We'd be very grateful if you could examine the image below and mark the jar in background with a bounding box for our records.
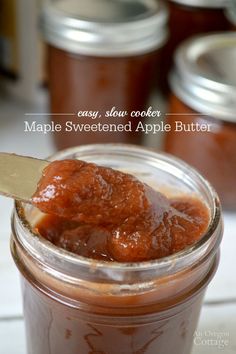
[40,0,168,149]
[11,144,222,354]
[227,0,236,30]
[165,33,236,210]
[160,0,231,94]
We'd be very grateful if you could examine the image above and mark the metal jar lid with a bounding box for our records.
[170,32,236,122]
[226,0,236,25]
[169,0,228,9]
[40,0,168,57]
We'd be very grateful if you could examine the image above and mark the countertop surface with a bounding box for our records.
[0,96,235,354]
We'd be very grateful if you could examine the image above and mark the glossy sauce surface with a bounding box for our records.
[32,159,209,262]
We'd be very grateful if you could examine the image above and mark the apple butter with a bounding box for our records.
[32,159,210,262]
[160,0,231,94]
[165,33,236,210]
[11,144,223,354]
[40,0,168,148]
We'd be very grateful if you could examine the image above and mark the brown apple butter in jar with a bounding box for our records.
[11,144,223,354]
[40,0,168,149]
[160,0,231,93]
[165,33,236,210]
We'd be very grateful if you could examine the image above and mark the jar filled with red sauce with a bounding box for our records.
[164,32,236,210]
[40,0,168,149]
[11,144,222,354]
[160,0,231,94]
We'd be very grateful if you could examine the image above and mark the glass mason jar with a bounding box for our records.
[40,0,168,149]
[160,0,231,94]
[165,32,236,211]
[11,144,223,354]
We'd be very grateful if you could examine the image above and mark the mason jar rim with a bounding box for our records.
[170,32,236,122]
[169,0,229,8]
[12,144,222,283]
[40,0,168,57]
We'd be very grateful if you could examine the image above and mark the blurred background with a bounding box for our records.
[0,1,236,353]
